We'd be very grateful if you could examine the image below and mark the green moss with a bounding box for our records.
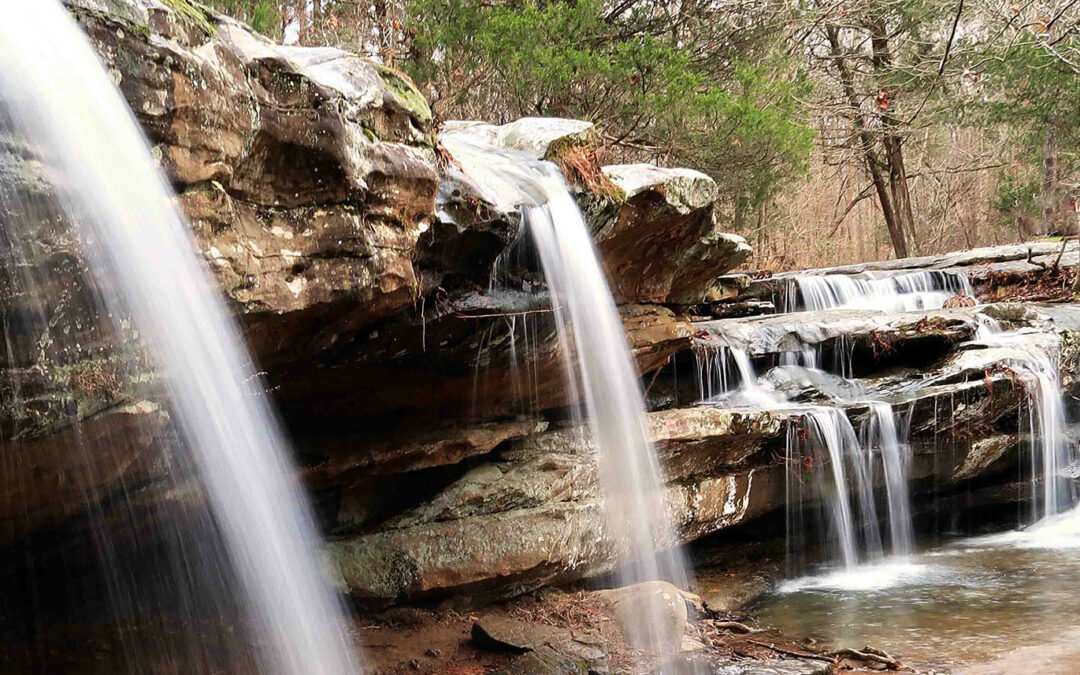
[542,133,586,163]
[374,64,432,125]
[68,6,152,39]
[161,0,217,39]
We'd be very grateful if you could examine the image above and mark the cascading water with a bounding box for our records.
[0,3,357,674]
[441,134,687,657]
[973,318,1076,522]
[784,270,973,312]
[863,402,914,557]
[795,408,862,569]
[695,336,915,571]
[694,344,759,401]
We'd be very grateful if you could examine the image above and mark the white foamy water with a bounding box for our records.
[784,270,973,312]
[777,560,934,593]
[973,318,1076,522]
[972,508,1080,550]
[0,3,357,674]
[441,132,687,659]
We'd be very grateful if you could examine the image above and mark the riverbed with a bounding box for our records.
[753,509,1080,672]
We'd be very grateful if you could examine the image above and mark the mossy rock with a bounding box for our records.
[160,0,216,37]
[375,64,432,126]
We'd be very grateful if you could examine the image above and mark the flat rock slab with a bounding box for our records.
[768,240,1078,277]
[473,616,608,674]
[692,307,979,355]
[595,581,689,655]
[660,653,832,674]
[490,645,608,674]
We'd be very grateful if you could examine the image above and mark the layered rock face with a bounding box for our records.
[0,0,746,580]
[70,0,439,368]
[5,0,1080,611]
[325,302,1080,603]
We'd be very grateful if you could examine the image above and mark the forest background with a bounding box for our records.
[209,0,1080,269]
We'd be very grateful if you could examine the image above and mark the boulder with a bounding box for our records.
[472,615,608,674]
[69,0,439,366]
[584,164,751,304]
[437,120,751,307]
[595,581,689,655]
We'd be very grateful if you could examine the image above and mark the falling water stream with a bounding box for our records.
[695,340,916,572]
[441,133,687,659]
[973,318,1075,522]
[784,270,974,312]
[0,3,357,674]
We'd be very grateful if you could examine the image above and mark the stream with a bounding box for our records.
[753,510,1080,672]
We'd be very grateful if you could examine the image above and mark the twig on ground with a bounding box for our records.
[708,620,761,634]
[745,639,833,663]
[825,645,902,667]
[1028,246,1049,270]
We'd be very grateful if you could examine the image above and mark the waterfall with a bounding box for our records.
[784,270,973,312]
[974,318,1076,521]
[0,3,357,674]
[863,402,914,557]
[796,408,862,569]
[694,344,758,400]
[695,335,915,570]
[442,134,687,656]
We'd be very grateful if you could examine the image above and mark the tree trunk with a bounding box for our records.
[883,133,917,255]
[1042,125,1058,233]
[824,24,909,258]
[867,17,913,257]
[867,157,910,258]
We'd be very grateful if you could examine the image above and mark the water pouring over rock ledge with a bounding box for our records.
[4,0,1080,673]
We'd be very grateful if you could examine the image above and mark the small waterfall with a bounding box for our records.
[442,134,687,657]
[974,318,1076,521]
[694,343,758,400]
[695,335,915,570]
[0,3,357,674]
[784,270,973,312]
[794,408,862,569]
[863,402,914,557]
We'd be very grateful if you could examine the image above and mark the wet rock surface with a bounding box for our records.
[323,301,1080,602]
[2,0,1080,643]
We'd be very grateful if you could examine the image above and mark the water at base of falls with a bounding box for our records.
[441,133,687,659]
[754,534,1080,671]
[783,269,973,312]
[0,3,357,674]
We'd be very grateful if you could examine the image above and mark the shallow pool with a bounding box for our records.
[752,510,1080,672]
